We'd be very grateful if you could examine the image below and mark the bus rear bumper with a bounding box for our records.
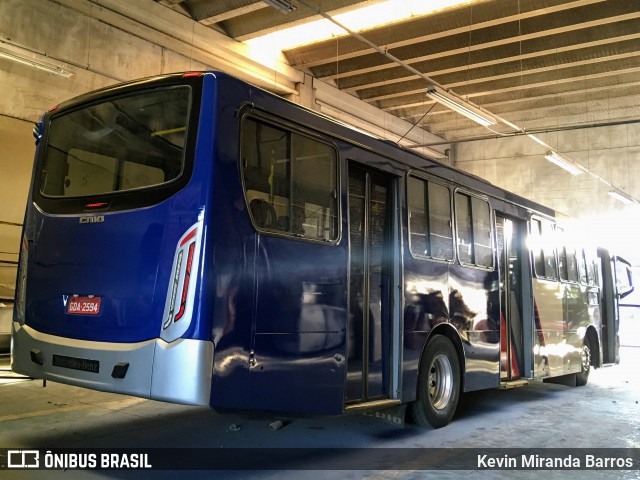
[10,322,214,406]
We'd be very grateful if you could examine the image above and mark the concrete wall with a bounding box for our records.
[455,124,640,262]
[0,116,32,299]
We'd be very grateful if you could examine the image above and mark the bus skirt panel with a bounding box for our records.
[11,322,214,406]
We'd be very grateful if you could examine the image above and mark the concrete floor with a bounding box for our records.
[1,348,639,480]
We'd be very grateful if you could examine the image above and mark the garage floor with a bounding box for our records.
[1,348,639,480]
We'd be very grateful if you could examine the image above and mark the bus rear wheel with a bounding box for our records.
[412,334,460,428]
[576,339,591,387]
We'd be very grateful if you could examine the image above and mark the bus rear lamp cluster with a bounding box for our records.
[163,250,184,330]
[173,242,196,322]
[161,221,202,341]
[16,234,29,324]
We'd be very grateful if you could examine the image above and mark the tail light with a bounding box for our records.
[161,218,203,342]
[15,235,29,324]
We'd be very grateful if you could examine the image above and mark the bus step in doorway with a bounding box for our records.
[498,379,529,390]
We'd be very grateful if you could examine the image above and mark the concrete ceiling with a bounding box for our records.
[154,0,640,145]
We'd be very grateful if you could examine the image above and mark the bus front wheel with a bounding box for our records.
[412,334,461,428]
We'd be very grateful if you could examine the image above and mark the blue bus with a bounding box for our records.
[11,71,633,428]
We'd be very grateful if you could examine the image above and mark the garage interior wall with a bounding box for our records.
[454,123,640,263]
[1,0,639,299]
[456,124,640,213]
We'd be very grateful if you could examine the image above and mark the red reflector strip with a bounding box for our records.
[179,226,198,247]
[182,72,203,78]
[48,105,60,112]
[174,241,196,322]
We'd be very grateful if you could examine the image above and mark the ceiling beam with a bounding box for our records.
[360,50,640,105]
[324,17,640,92]
[199,2,267,25]
[286,0,606,68]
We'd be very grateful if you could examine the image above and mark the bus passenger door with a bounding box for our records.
[496,215,527,381]
[346,164,396,405]
[599,249,634,364]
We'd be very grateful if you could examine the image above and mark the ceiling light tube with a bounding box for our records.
[608,190,635,205]
[263,0,297,14]
[426,85,496,127]
[0,42,73,77]
[544,151,585,176]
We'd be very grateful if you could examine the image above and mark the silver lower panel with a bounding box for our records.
[11,322,214,406]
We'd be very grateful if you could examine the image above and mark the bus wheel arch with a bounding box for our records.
[411,326,464,428]
[585,326,600,368]
[577,326,598,386]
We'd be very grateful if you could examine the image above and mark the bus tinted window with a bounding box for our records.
[578,249,588,284]
[241,117,338,242]
[559,245,579,282]
[40,87,190,197]
[471,196,492,267]
[455,193,473,264]
[455,192,492,267]
[408,176,453,260]
[531,219,557,280]
[585,250,598,286]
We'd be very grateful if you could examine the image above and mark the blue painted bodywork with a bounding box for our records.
[18,71,568,416]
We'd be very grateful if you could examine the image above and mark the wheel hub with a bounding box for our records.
[428,353,453,410]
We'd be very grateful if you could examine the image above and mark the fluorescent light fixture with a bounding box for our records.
[263,0,297,14]
[544,151,585,176]
[425,85,496,127]
[608,190,635,205]
[0,41,73,77]
[247,0,474,53]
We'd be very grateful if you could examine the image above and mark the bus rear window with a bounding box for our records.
[40,87,190,198]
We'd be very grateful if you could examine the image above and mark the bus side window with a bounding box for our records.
[454,192,492,268]
[240,116,339,242]
[578,249,589,284]
[408,176,453,260]
[560,245,579,282]
[531,219,557,280]
[471,196,492,267]
[585,251,598,286]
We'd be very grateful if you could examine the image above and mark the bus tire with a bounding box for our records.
[412,334,460,428]
[575,339,591,387]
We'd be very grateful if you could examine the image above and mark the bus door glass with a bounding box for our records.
[346,164,394,403]
[496,215,526,381]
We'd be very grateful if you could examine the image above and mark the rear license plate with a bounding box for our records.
[67,296,101,315]
[53,354,100,373]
